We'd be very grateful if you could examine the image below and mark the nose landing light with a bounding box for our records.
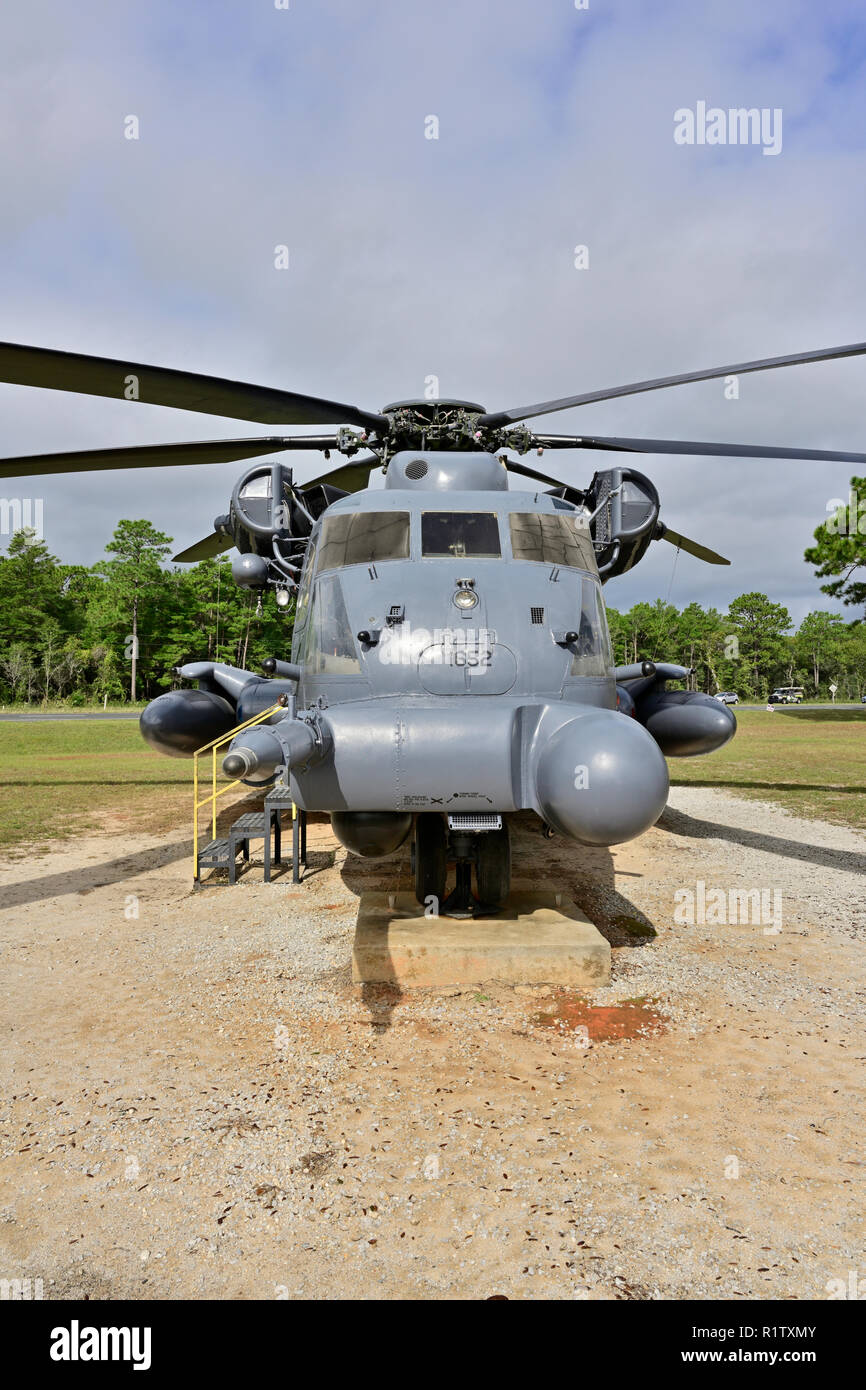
[453,576,478,610]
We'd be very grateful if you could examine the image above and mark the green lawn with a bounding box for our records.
[669,707,866,829]
[0,708,863,852]
[0,720,208,850]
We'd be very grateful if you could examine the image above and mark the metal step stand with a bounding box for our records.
[265,780,307,883]
[196,806,284,884]
[195,836,234,880]
[228,808,284,884]
[192,697,287,885]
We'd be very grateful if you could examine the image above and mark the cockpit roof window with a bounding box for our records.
[317,511,410,570]
[509,512,596,571]
[421,511,501,558]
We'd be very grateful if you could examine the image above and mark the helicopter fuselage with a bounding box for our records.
[4,330,855,905]
[140,448,736,869]
[275,452,671,849]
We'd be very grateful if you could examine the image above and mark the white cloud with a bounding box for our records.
[1,0,865,623]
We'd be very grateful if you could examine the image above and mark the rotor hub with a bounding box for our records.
[380,398,486,415]
[378,399,490,455]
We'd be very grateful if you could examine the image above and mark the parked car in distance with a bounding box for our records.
[768,688,803,704]
[714,691,739,705]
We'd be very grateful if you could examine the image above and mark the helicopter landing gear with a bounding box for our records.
[476,824,511,909]
[413,815,511,917]
[441,857,476,919]
[413,812,447,908]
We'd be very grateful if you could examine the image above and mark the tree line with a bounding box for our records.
[0,521,290,705]
[605,594,865,701]
[0,514,864,705]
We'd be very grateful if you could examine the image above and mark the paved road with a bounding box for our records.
[0,712,142,722]
[737,702,863,710]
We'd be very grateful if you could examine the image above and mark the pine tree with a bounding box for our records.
[93,520,172,701]
[727,592,792,698]
[805,476,866,614]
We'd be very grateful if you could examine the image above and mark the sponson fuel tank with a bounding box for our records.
[140,688,236,757]
[616,662,737,757]
[637,688,737,757]
[533,707,669,844]
[139,660,296,759]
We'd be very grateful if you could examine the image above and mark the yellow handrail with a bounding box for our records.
[193,700,286,877]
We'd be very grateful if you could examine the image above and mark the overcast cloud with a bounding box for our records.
[1,0,865,622]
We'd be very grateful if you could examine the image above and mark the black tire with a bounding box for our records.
[476,824,511,908]
[414,813,447,908]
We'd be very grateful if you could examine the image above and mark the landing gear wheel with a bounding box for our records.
[414,813,447,908]
[476,824,511,909]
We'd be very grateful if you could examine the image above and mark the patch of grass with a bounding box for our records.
[0,719,250,848]
[669,708,866,829]
[2,708,863,851]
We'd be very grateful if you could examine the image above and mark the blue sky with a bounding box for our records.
[2,0,866,622]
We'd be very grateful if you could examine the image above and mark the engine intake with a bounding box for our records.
[586,467,660,580]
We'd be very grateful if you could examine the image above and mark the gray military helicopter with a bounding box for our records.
[2,338,866,913]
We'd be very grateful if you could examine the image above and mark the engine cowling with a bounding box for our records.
[586,467,660,580]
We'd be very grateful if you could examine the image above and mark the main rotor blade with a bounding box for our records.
[529,432,866,464]
[495,448,731,564]
[0,435,341,479]
[502,457,568,488]
[656,524,730,565]
[297,454,383,493]
[173,533,236,563]
[0,342,386,431]
[481,341,866,427]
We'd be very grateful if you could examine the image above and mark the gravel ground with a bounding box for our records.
[0,786,864,1300]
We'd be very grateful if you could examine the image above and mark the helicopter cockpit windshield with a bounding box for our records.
[421,512,501,558]
[317,512,409,570]
[509,512,596,570]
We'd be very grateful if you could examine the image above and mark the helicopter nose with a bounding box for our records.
[535,709,669,846]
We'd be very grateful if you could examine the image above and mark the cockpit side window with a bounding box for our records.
[300,574,361,674]
[421,512,501,558]
[509,512,595,570]
[290,525,319,662]
[317,511,410,570]
[569,579,614,678]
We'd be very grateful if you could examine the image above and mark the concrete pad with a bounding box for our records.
[352,891,610,988]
